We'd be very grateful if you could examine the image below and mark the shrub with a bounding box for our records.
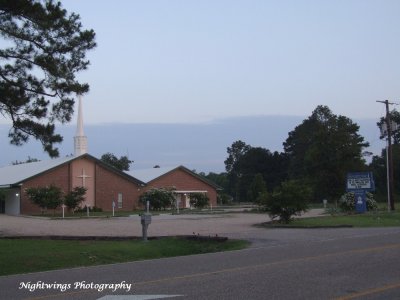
[256,191,270,209]
[25,185,63,215]
[189,193,209,209]
[339,192,378,212]
[263,180,311,223]
[218,193,232,205]
[63,186,87,213]
[140,188,175,210]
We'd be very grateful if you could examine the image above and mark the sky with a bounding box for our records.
[58,0,400,124]
[0,0,397,171]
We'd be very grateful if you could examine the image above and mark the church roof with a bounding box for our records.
[127,165,221,189]
[0,155,77,188]
[126,166,177,183]
[0,154,145,188]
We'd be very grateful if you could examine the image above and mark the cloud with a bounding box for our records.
[0,115,383,172]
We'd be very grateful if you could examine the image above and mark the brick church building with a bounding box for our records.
[0,97,219,215]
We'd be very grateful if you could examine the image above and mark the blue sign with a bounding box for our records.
[346,172,374,214]
[346,172,375,192]
[354,190,367,213]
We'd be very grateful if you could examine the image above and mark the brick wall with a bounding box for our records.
[95,164,142,211]
[20,158,143,215]
[20,163,71,215]
[142,168,218,207]
[18,159,213,215]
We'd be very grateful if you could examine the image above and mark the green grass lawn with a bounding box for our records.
[0,237,249,276]
[283,210,400,228]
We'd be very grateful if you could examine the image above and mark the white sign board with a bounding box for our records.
[346,172,375,191]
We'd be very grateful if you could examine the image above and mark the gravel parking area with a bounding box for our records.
[0,212,274,238]
[6,209,395,247]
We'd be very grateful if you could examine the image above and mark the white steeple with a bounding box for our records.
[74,95,88,156]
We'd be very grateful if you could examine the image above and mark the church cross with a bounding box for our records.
[77,168,91,187]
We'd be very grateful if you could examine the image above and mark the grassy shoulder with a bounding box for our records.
[261,210,400,228]
[0,237,249,276]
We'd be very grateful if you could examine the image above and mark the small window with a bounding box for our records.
[118,193,123,208]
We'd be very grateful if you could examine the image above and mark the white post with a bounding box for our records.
[146,200,150,214]
[62,204,65,219]
[112,201,115,217]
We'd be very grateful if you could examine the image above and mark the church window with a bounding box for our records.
[118,193,123,208]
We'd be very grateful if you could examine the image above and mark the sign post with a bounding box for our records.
[140,200,152,241]
[176,199,180,214]
[346,172,375,213]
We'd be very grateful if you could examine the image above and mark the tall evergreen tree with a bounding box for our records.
[0,0,96,157]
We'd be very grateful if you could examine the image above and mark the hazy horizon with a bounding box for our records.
[0,114,385,173]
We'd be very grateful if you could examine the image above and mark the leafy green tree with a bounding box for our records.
[100,152,133,171]
[256,191,270,208]
[0,0,96,157]
[201,172,229,191]
[224,140,251,201]
[374,110,400,200]
[284,105,369,201]
[26,184,63,214]
[377,110,400,144]
[237,148,288,199]
[224,140,252,173]
[199,171,231,205]
[189,193,209,209]
[369,145,400,196]
[369,151,387,195]
[224,146,288,202]
[263,180,311,223]
[217,193,232,205]
[63,186,87,212]
[139,188,175,210]
[248,173,267,204]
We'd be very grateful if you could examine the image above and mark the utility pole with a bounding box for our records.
[377,100,395,211]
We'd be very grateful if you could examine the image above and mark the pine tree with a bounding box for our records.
[0,0,96,156]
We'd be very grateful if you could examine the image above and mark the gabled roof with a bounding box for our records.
[0,153,145,188]
[127,165,221,190]
[126,166,177,183]
[0,155,77,187]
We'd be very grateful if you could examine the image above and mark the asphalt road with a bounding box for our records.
[1,227,400,300]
